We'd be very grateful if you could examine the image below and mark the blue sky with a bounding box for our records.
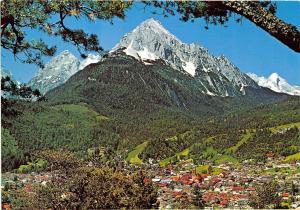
[1,1,300,85]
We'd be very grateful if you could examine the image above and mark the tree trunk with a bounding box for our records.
[221,1,300,53]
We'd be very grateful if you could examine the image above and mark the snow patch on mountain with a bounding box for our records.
[182,61,196,76]
[79,54,102,70]
[124,41,158,63]
[138,47,159,61]
[247,72,300,96]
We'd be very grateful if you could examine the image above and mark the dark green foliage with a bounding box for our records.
[219,97,300,130]
[1,128,23,171]
[10,104,120,153]
[142,136,193,160]
[193,185,205,208]
[207,131,241,152]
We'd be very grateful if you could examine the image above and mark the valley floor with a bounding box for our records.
[2,155,300,209]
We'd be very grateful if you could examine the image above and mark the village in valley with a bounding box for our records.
[2,152,300,209]
[139,153,300,209]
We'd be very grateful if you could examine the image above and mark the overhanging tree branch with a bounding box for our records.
[221,1,300,53]
[1,0,132,67]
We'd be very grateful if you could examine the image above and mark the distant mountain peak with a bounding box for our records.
[28,51,101,94]
[269,72,280,78]
[37,51,78,77]
[140,18,161,26]
[247,72,300,96]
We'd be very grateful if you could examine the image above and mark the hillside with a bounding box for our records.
[2,89,299,171]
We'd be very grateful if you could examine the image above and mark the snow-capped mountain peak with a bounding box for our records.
[111,18,183,65]
[247,72,300,96]
[39,50,79,74]
[111,18,258,96]
[28,51,102,94]
[28,50,80,94]
[136,18,182,43]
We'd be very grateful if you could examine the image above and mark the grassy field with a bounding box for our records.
[213,155,239,165]
[270,122,300,133]
[226,132,252,154]
[195,165,224,175]
[126,141,148,164]
[53,103,109,122]
[284,152,300,162]
[196,165,210,174]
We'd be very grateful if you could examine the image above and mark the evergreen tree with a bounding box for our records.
[192,185,205,208]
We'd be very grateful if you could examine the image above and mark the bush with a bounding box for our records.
[34,159,48,170]
[17,165,32,173]
[16,159,48,173]
[33,150,81,173]
[32,167,158,209]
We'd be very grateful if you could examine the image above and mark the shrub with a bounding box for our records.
[249,182,281,209]
[33,150,81,173]
[32,167,158,209]
[34,159,48,170]
[17,165,32,173]
[16,159,48,173]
